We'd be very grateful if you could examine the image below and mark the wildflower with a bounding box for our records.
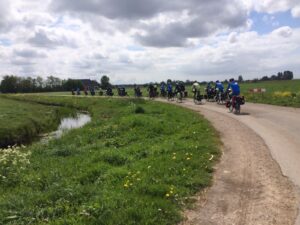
[124,183,129,188]
[172,156,176,160]
[186,157,191,160]
[165,193,170,197]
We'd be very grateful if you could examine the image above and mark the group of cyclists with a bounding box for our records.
[72,78,245,113]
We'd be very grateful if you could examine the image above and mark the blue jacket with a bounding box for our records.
[227,81,240,96]
[215,82,224,92]
[167,84,172,92]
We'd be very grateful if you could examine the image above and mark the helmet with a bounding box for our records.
[229,78,234,82]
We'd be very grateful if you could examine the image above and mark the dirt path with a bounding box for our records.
[158,99,300,225]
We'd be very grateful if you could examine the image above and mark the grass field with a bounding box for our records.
[239,80,300,107]
[0,97,73,148]
[0,95,220,225]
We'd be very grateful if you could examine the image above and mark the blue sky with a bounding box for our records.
[251,11,300,34]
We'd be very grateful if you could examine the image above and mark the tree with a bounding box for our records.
[100,75,111,89]
[0,75,19,93]
[36,76,44,88]
[261,76,269,81]
[238,75,244,83]
[63,79,84,91]
[283,71,293,80]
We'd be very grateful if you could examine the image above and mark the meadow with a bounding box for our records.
[239,80,300,107]
[0,95,220,225]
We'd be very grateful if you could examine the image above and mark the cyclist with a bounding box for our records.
[175,82,183,100]
[160,82,166,97]
[167,82,173,99]
[215,80,224,93]
[179,82,186,97]
[192,81,200,97]
[148,83,155,98]
[226,78,240,106]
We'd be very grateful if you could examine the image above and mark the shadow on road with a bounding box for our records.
[227,112,250,116]
[236,112,250,116]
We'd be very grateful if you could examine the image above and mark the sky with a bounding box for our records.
[0,0,300,84]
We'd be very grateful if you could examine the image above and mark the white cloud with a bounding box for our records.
[0,0,299,83]
[291,5,300,17]
[272,26,293,37]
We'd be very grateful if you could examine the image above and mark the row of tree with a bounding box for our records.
[0,75,90,93]
[0,71,295,93]
[259,71,294,82]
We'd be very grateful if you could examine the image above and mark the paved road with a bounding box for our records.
[159,99,300,225]
[202,102,300,189]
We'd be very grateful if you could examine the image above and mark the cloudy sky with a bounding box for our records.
[0,0,300,83]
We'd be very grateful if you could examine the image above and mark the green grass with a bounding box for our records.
[0,97,73,148]
[239,80,300,107]
[0,95,220,225]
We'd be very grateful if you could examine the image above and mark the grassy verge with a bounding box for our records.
[0,95,220,225]
[0,97,73,148]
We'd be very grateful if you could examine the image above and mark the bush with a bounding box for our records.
[135,106,145,114]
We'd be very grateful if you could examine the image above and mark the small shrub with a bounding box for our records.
[135,106,145,114]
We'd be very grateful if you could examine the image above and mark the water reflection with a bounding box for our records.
[41,113,91,142]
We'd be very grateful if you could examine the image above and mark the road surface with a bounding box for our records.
[159,99,300,225]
